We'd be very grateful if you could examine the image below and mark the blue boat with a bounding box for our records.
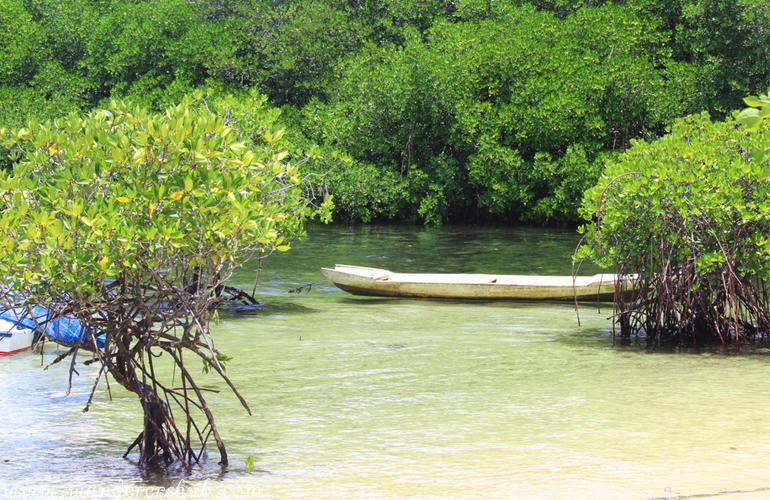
[0,306,104,354]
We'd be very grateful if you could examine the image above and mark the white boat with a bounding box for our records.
[0,319,36,355]
[321,264,634,301]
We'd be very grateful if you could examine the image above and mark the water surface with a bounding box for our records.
[1,225,768,499]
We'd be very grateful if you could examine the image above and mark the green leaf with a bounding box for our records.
[743,96,765,107]
[230,142,247,153]
[753,148,770,165]
[737,115,762,132]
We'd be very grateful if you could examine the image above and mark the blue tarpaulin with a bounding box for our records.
[0,306,104,348]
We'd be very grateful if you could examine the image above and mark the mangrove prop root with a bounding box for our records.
[605,238,770,348]
[33,267,259,469]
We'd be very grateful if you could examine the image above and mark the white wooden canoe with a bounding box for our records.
[321,264,634,301]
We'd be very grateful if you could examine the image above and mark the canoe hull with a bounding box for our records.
[322,265,633,301]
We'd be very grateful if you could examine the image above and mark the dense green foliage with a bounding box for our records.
[578,111,770,275]
[577,111,770,345]
[295,4,691,223]
[2,0,770,224]
[0,94,330,295]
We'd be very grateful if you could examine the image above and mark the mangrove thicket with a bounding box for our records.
[0,93,334,466]
[3,0,770,224]
[578,108,770,347]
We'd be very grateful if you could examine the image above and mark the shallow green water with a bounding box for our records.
[1,225,768,499]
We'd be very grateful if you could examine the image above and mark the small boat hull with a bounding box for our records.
[0,319,35,355]
[321,265,634,301]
